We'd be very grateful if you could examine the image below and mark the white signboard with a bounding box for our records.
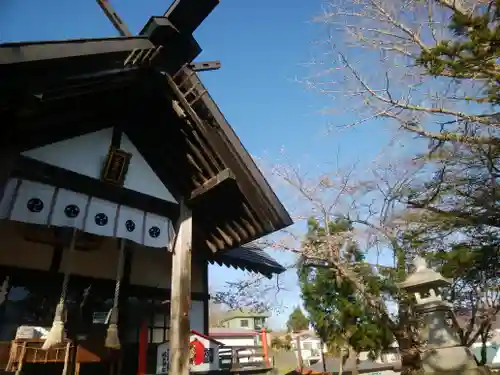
[15,326,50,339]
[157,331,222,374]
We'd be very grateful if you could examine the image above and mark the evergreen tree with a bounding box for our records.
[299,218,394,358]
[286,306,310,333]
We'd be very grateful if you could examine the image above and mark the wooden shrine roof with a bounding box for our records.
[0,0,293,255]
[210,245,286,278]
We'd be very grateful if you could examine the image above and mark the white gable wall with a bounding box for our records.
[21,127,177,204]
[22,128,113,181]
[120,134,176,203]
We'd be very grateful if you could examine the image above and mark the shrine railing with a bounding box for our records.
[219,346,271,370]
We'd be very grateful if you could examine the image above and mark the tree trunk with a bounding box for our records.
[393,327,422,375]
[479,334,488,366]
[480,344,487,366]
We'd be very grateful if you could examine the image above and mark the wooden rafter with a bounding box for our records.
[189,168,235,202]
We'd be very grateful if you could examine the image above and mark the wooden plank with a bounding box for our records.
[95,0,132,37]
[169,199,193,375]
[162,0,219,34]
[189,168,235,202]
[0,37,153,66]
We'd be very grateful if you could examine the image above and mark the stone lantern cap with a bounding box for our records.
[399,256,452,292]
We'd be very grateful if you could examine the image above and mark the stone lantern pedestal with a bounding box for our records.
[399,257,485,375]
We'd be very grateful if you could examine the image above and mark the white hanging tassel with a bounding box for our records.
[0,276,10,306]
[105,238,126,349]
[42,228,77,350]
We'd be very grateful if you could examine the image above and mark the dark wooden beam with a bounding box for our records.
[111,126,123,148]
[49,245,64,273]
[12,156,179,221]
[163,0,219,34]
[0,150,18,203]
[123,118,186,203]
[0,37,153,66]
[95,0,132,37]
[2,84,137,151]
[118,241,133,354]
[188,168,235,203]
[188,61,221,72]
[0,38,165,92]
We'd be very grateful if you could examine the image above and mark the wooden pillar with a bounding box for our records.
[296,335,303,369]
[0,150,18,203]
[168,199,193,375]
[119,245,133,375]
[202,259,209,336]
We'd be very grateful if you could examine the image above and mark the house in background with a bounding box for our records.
[209,328,260,347]
[220,309,270,331]
[209,328,264,365]
[290,331,327,366]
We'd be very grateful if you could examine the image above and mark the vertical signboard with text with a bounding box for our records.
[156,330,223,374]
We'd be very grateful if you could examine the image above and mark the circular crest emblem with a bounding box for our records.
[94,213,108,226]
[125,219,135,232]
[64,204,80,218]
[149,226,161,238]
[27,198,44,213]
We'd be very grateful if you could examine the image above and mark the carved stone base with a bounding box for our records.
[422,346,476,374]
[421,364,491,375]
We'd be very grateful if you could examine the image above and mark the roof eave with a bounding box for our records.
[189,75,293,234]
[210,245,286,278]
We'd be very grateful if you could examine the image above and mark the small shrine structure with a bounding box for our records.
[157,330,223,374]
[0,1,292,374]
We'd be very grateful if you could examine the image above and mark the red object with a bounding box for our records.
[137,321,148,375]
[190,339,205,365]
[261,328,270,367]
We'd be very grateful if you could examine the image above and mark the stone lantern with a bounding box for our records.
[399,257,479,374]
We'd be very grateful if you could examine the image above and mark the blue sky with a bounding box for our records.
[0,0,399,329]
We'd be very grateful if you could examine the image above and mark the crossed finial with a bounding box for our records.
[413,256,427,271]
